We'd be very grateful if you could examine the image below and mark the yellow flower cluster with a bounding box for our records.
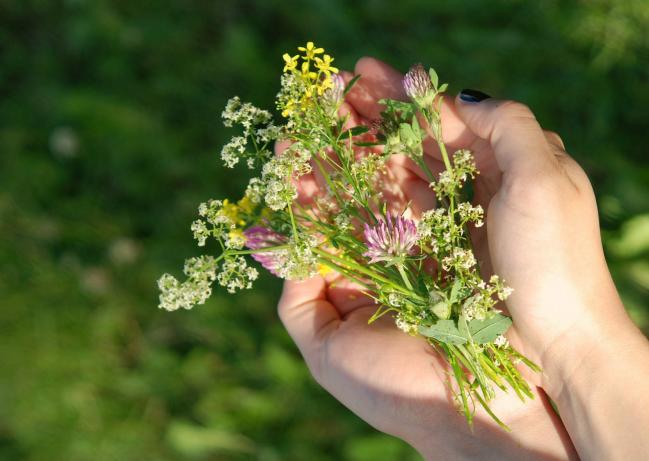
[221,196,260,245]
[280,41,340,117]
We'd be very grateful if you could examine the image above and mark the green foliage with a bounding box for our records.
[0,0,647,459]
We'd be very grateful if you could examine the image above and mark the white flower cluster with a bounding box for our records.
[191,199,234,247]
[456,202,484,227]
[351,153,386,187]
[494,335,509,348]
[452,149,477,181]
[220,136,247,168]
[395,311,418,335]
[461,275,513,321]
[417,208,453,254]
[217,255,259,294]
[220,97,280,169]
[222,96,272,134]
[244,177,265,204]
[333,212,352,233]
[261,144,312,211]
[442,248,477,272]
[430,150,478,199]
[278,236,319,280]
[488,274,514,301]
[157,255,219,311]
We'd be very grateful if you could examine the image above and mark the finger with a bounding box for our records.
[278,277,340,372]
[454,96,560,179]
[543,130,565,150]
[386,154,436,217]
[325,275,375,316]
[347,58,475,150]
[346,57,406,120]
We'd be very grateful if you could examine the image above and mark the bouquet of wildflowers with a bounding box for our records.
[158,42,540,429]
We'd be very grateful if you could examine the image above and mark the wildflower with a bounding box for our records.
[442,248,477,272]
[431,170,456,198]
[158,255,219,311]
[221,97,272,135]
[244,177,265,204]
[333,212,352,233]
[456,202,485,227]
[317,264,332,276]
[314,54,339,76]
[283,53,299,72]
[301,60,317,81]
[494,335,509,348]
[217,255,259,294]
[261,144,311,210]
[191,219,210,246]
[244,226,288,276]
[220,136,247,168]
[298,41,324,60]
[403,63,434,105]
[395,312,418,334]
[452,149,478,182]
[363,214,418,265]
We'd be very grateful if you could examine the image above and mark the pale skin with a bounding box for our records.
[277,57,649,460]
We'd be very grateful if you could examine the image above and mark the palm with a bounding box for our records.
[278,58,575,458]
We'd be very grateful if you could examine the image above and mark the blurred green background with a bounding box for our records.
[1,0,648,459]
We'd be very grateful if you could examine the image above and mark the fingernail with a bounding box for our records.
[459,89,491,103]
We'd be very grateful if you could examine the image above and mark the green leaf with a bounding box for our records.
[429,68,439,89]
[449,278,463,303]
[431,301,450,319]
[343,74,361,96]
[458,315,470,339]
[380,99,416,118]
[339,126,369,139]
[418,320,467,344]
[438,82,448,93]
[410,115,422,135]
[354,141,383,147]
[399,123,415,143]
[468,314,513,344]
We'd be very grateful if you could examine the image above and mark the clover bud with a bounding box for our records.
[403,63,434,105]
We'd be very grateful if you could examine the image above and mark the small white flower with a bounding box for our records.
[494,335,509,348]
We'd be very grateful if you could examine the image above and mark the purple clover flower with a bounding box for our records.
[244,226,287,276]
[403,63,432,101]
[363,214,418,264]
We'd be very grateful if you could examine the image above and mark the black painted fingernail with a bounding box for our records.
[459,89,491,103]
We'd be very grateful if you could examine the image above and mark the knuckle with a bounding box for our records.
[503,164,567,203]
[493,100,536,123]
[544,130,565,149]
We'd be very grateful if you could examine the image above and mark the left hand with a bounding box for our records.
[277,57,577,461]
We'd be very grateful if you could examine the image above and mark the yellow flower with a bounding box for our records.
[228,228,245,242]
[281,98,296,117]
[221,199,242,224]
[298,41,324,60]
[317,77,334,95]
[282,53,299,73]
[314,54,339,76]
[236,196,255,215]
[301,61,317,81]
[317,264,332,277]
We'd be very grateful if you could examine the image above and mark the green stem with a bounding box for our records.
[396,263,414,290]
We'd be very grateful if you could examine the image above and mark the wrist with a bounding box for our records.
[542,308,649,459]
[540,303,644,401]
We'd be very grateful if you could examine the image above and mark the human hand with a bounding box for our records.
[277,57,579,460]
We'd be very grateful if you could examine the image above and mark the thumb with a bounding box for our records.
[454,90,558,179]
[277,277,340,379]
